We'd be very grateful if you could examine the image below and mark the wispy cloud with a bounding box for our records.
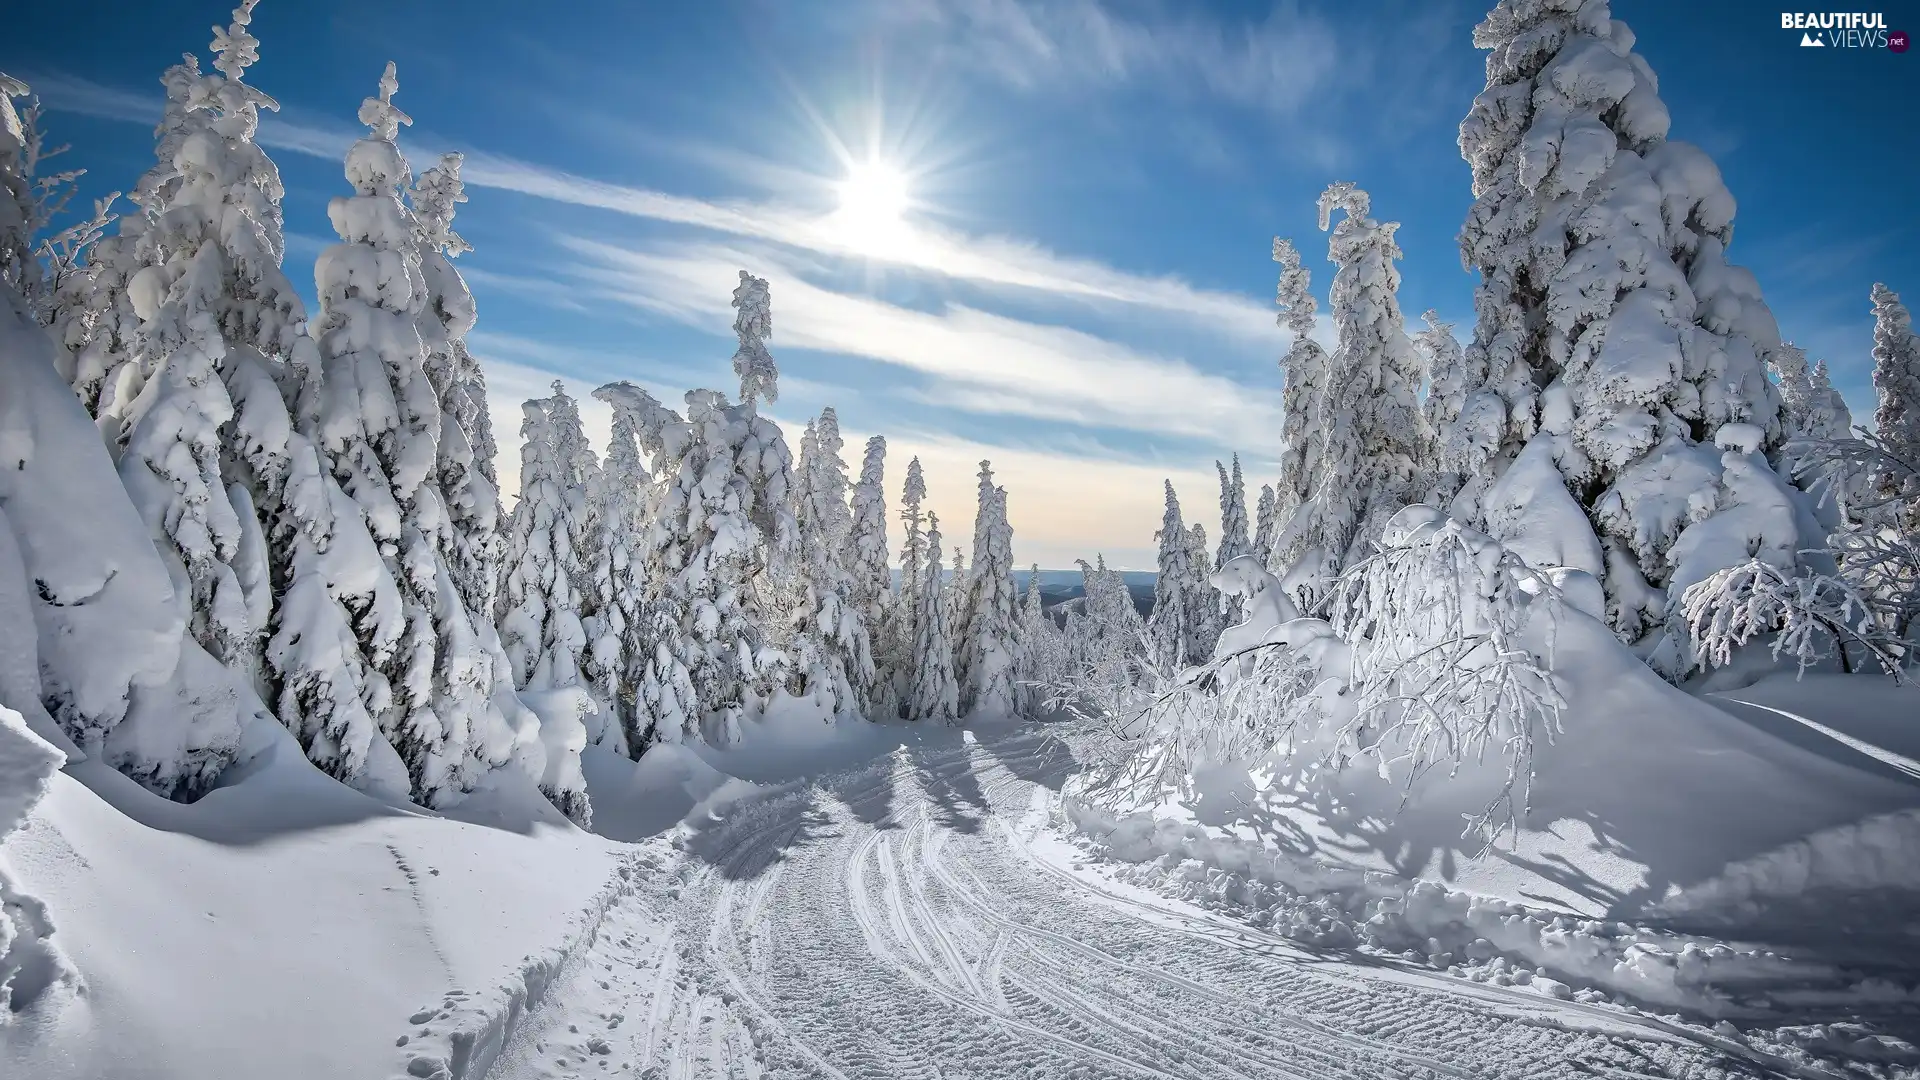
[887,0,1340,116]
[559,236,1288,449]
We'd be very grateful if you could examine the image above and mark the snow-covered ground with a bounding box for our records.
[12,691,1916,1079]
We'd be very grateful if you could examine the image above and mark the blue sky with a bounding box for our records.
[7,0,1915,568]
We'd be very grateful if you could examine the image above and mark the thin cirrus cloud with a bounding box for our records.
[557,236,1290,450]
[888,0,1342,116]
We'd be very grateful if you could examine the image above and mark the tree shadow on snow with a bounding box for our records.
[828,755,901,831]
[971,721,1081,793]
[677,783,836,882]
[907,740,990,835]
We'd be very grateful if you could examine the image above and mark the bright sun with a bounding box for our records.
[832,159,912,253]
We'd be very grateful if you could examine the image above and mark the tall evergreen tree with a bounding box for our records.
[497,395,588,693]
[959,464,1021,718]
[1148,482,1205,670]
[1214,455,1251,625]
[1270,237,1330,572]
[1290,182,1430,576]
[1455,0,1793,637]
[847,435,893,716]
[893,455,928,714]
[732,270,778,408]
[907,513,959,723]
[1252,482,1278,569]
[787,406,872,718]
[1871,284,1920,465]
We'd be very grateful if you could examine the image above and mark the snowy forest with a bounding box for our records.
[3,1,1920,1078]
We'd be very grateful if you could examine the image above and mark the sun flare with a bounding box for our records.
[832,158,912,254]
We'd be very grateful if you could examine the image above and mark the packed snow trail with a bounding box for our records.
[489,730,1792,1080]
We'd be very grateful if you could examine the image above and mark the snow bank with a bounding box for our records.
[0,722,627,1079]
[0,293,182,761]
[0,703,70,1017]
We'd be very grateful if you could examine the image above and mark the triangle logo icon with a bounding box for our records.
[1801,31,1825,45]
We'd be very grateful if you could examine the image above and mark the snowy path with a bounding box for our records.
[488,731,1793,1080]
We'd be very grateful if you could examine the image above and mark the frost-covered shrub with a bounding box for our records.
[1067,508,1569,847]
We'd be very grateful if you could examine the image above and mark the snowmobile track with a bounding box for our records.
[490,731,1801,1080]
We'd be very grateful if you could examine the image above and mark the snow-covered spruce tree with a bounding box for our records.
[1148,482,1205,671]
[312,63,540,810]
[1214,455,1252,625]
[498,394,587,691]
[1287,182,1431,580]
[0,74,36,293]
[732,270,778,408]
[1871,284,1920,500]
[959,465,1021,718]
[892,454,929,714]
[1186,522,1220,659]
[66,54,208,421]
[1252,482,1278,570]
[1415,309,1499,497]
[1017,563,1069,701]
[593,380,696,748]
[412,152,502,619]
[786,406,873,719]
[848,435,894,715]
[112,9,309,686]
[907,513,959,723]
[1456,0,1795,641]
[644,369,795,744]
[578,381,655,755]
[1269,237,1330,571]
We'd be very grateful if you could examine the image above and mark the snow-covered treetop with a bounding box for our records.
[1272,237,1318,342]
[903,455,926,507]
[358,62,411,144]
[414,152,470,259]
[592,380,681,458]
[731,269,778,407]
[210,0,263,82]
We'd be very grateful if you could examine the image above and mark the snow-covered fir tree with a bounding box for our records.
[312,62,532,809]
[642,330,795,743]
[786,406,872,719]
[1148,482,1210,670]
[64,53,204,420]
[1214,455,1251,625]
[1269,237,1330,572]
[1070,555,1146,672]
[1871,284,1920,467]
[593,380,696,748]
[958,463,1021,718]
[907,513,959,723]
[731,270,778,408]
[847,435,893,714]
[579,380,655,755]
[1252,482,1278,570]
[1286,182,1430,579]
[113,8,301,682]
[1185,522,1219,658]
[499,391,588,693]
[1455,0,1794,640]
[892,455,929,714]
[1415,310,1497,494]
[412,152,501,619]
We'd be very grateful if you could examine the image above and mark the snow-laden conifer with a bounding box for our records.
[848,435,893,716]
[959,464,1021,718]
[412,153,501,618]
[594,380,695,747]
[1214,455,1251,625]
[498,392,588,693]
[1148,483,1208,671]
[907,513,959,723]
[786,407,872,719]
[1456,0,1794,638]
[1872,284,1920,468]
[1252,482,1278,570]
[892,455,929,714]
[1286,183,1430,577]
[1270,238,1329,567]
[646,384,794,743]
[1017,563,1069,701]
[578,382,654,755]
[731,270,778,407]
